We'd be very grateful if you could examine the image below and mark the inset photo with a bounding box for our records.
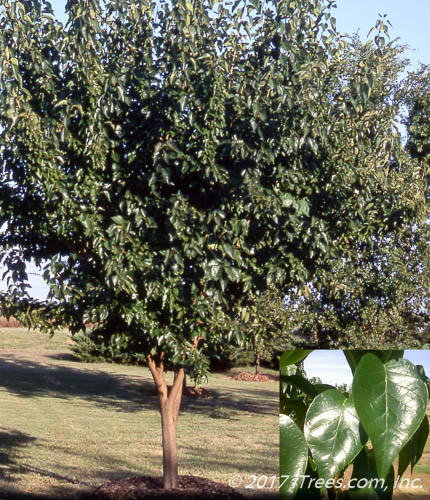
[280,350,430,499]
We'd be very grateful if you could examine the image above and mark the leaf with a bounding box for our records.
[281,375,319,398]
[349,448,394,500]
[111,215,125,225]
[314,383,336,394]
[304,389,367,482]
[223,243,236,260]
[280,414,308,499]
[398,415,429,478]
[344,350,404,374]
[280,350,313,369]
[280,398,308,430]
[281,375,334,399]
[352,354,429,479]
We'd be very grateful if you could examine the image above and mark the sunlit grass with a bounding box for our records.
[0,328,278,499]
[413,405,430,475]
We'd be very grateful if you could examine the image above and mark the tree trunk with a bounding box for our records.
[147,354,184,489]
[255,352,261,375]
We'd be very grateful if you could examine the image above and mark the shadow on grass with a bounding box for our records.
[0,355,153,413]
[0,356,277,417]
[0,429,89,496]
[0,489,74,500]
[0,431,164,499]
[0,429,36,472]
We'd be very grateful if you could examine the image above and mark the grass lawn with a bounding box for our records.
[412,404,430,476]
[0,328,278,499]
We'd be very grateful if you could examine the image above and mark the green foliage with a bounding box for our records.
[280,350,313,369]
[226,288,294,371]
[352,354,428,479]
[0,0,426,368]
[281,221,430,349]
[280,414,308,499]
[70,326,251,372]
[304,389,366,482]
[70,329,147,365]
[349,448,395,500]
[403,64,430,165]
[280,350,429,499]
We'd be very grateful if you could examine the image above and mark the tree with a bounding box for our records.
[403,64,430,166]
[279,62,430,350]
[281,221,430,349]
[229,288,290,375]
[0,0,426,489]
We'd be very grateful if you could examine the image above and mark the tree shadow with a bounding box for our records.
[180,386,277,418]
[0,429,90,495]
[0,429,163,499]
[0,355,277,417]
[46,352,80,362]
[0,355,156,413]
[0,488,75,500]
[0,428,36,473]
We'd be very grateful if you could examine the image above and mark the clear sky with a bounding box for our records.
[304,350,430,385]
[46,0,430,70]
[334,0,429,70]
[0,0,429,300]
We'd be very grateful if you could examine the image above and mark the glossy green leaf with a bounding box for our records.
[344,350,404,374]
[280,375,320,398]
[280,414,308,499]
[304,389,367,482]
[281,375,335,399]
[280,350,313,369]
[398,415,429,478]
[352,354,429,479]
[349,448,394,500]
[280,398,308,430]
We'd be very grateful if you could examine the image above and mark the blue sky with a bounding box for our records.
[1,0,429,300]
[304,350,430,385]
[47,0,430,70]
[334,0,429,70]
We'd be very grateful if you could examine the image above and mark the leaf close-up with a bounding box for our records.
[352,354,429,479]
[280,414,309,499]
[398,414,429,478]
[304,389,367,482]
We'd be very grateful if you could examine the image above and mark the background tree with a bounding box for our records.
[0,0,426,490]
[403,64,430,166]
[280,61,430,349]
[281,221,430,348]
[227,288,290,375]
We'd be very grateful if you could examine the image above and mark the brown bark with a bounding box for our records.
[147,354,185,489]
[182,374,187,395]
[255,352,261,375]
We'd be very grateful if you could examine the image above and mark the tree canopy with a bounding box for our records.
[0,0,428,488]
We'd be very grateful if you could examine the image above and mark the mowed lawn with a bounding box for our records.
[413,404,430,476]
[0,329,278,499]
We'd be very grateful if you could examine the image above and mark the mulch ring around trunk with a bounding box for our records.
[81,475,245,499]
[232,372,278,382]
[182,386,211,398]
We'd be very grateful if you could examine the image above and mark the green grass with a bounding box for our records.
[0,328,278,499]
[412,405,430,475]
[0,327,73,351]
